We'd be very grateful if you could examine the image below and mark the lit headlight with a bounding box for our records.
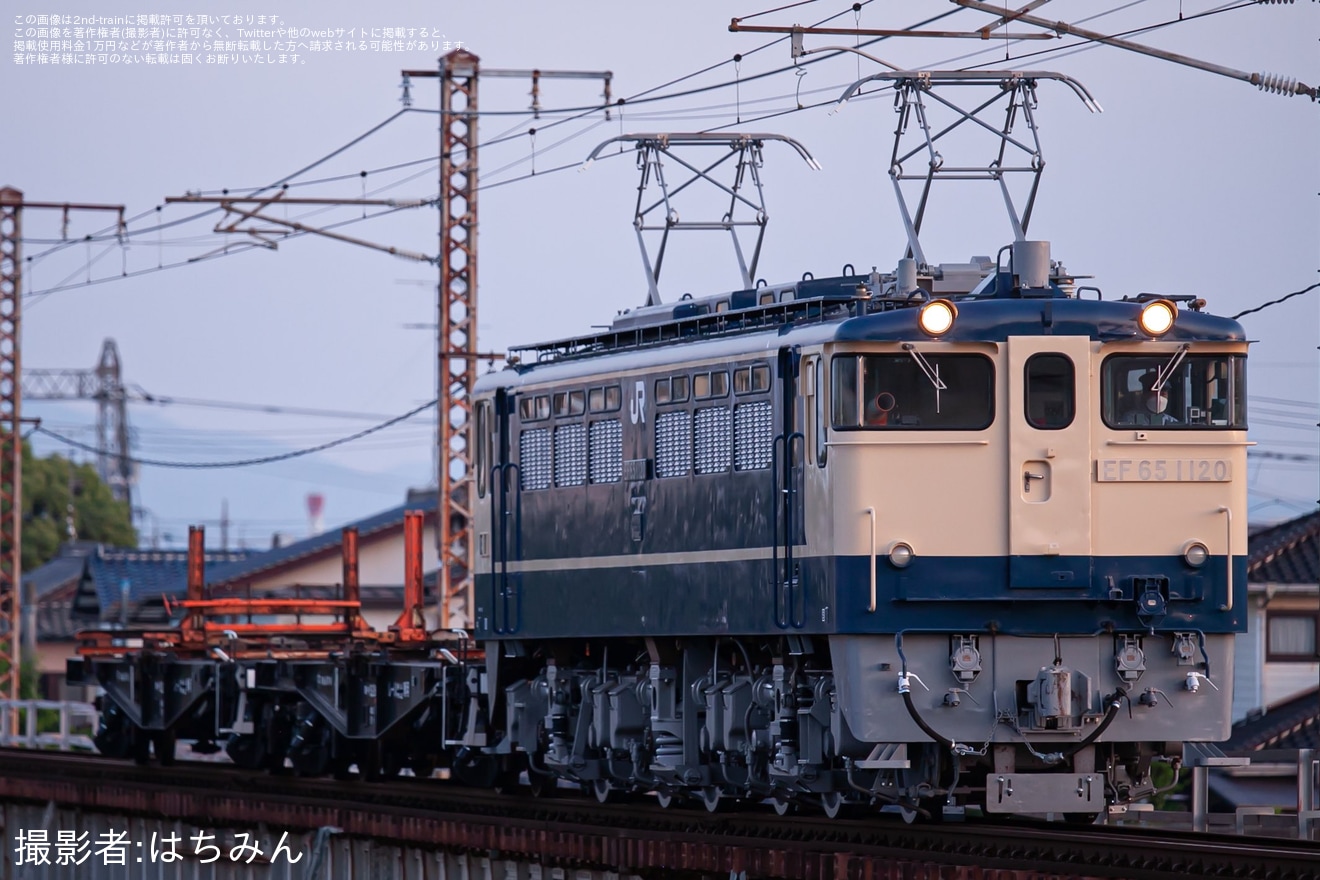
[918,299,957,337]
[888,542,914,568]
[1139,299,1176,337]
[1182,541,1209,567]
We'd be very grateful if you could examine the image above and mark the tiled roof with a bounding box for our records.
[72,546,252,623]
[205,491,437,590]
[35,580,80,641]
[1223,687,1320,751]
[1248,509,1320,584]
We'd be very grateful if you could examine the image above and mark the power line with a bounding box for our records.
[1231,282,1320,320]
[35,399,436,470]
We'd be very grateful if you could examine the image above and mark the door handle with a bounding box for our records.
[1023,471,1045,493]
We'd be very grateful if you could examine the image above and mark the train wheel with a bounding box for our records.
[154,730,177,767]
[820,791,846,820]
[771,794,795,816]
[591,779,613,804]
[1064,811,1101,825]
[654,788,679,809]
[920,796,946,823]
[131,731,151,766]
[528,768,558,798]
[700,786,723,813]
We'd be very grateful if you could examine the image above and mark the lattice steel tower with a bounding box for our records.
[437,50,479,629]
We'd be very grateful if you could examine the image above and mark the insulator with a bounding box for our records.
[1255,72,1299,95]
[1253,0,1294,4]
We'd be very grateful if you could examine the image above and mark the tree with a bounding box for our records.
[22,442,136,571]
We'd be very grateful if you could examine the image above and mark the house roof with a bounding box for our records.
[1223,686,1320,751]
[1248,508,1320,585]
[72,545,253,623]
[205,491,437,590]
[35,579,81,641]
[23,540,101,599]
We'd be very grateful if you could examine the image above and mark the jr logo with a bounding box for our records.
[629,379,646,425]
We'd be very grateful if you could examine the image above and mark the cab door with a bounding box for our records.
[1006,336,1092,589]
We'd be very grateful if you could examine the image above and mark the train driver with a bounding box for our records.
[1120,372,1180,426]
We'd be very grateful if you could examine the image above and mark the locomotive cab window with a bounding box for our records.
[1102,354,1246,429]
[1025,354,1075,430]
[832,353,994,430]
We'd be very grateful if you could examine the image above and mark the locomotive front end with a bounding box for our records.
[819,287,1248,817]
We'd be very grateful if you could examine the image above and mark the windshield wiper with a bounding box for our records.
[1152,344,1189,392]
[902,343,948,391]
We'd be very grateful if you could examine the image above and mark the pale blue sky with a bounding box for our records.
[6,0,1317,545]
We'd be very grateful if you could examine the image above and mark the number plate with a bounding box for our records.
[1095,459,1232,482]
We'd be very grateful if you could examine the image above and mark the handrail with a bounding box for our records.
[865,507,877,613]
[1217,506,1234,612]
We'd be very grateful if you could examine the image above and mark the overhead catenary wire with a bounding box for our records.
[20,2,1269,298]
[1230,282,1320,320]
[35,398,437,470]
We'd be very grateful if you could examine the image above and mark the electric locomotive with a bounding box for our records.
[472,240,1247,818]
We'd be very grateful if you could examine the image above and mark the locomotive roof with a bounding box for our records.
[484,270,1245,389]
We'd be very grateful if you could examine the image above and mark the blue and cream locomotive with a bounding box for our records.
[473,240,1247,818]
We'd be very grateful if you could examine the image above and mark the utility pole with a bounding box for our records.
[400,52,612,630]
[0,187,124,710]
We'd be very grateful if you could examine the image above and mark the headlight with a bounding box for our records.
[918,299,957,337]
[888,542,914,568]
[1139,299,1176,336]
[1183,541,1209,567]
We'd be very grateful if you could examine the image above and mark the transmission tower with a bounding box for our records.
[24,338,135,511]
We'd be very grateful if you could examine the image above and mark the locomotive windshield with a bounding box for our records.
[831,354,994,430]
[1101,354,1246,429]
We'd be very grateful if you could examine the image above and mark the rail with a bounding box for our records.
[0,699,97,751]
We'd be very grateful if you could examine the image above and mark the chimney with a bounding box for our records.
[307,493,325,537]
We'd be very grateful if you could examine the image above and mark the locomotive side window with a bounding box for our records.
[589,420,623,483]
[695,407,732,474]
[1024,354,1076,430]
[475,399,491,499]
[832,354,994,430]
[831,357,860,427]
[654,375,690,406]
[712,371,729,397]
[656,411,693,478]
[734,364,772,395]
[589,385,623,414]
[810,357,827,467]
[1101,355,1246,429]
[519,395,551,422]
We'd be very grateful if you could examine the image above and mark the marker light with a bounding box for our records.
[1139,299,1177,337]
[888,542,914,568]
[918,299,958,337]
[1183,541,1209,567]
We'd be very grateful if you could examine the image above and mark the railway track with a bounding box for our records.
[0,749,1314,880]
